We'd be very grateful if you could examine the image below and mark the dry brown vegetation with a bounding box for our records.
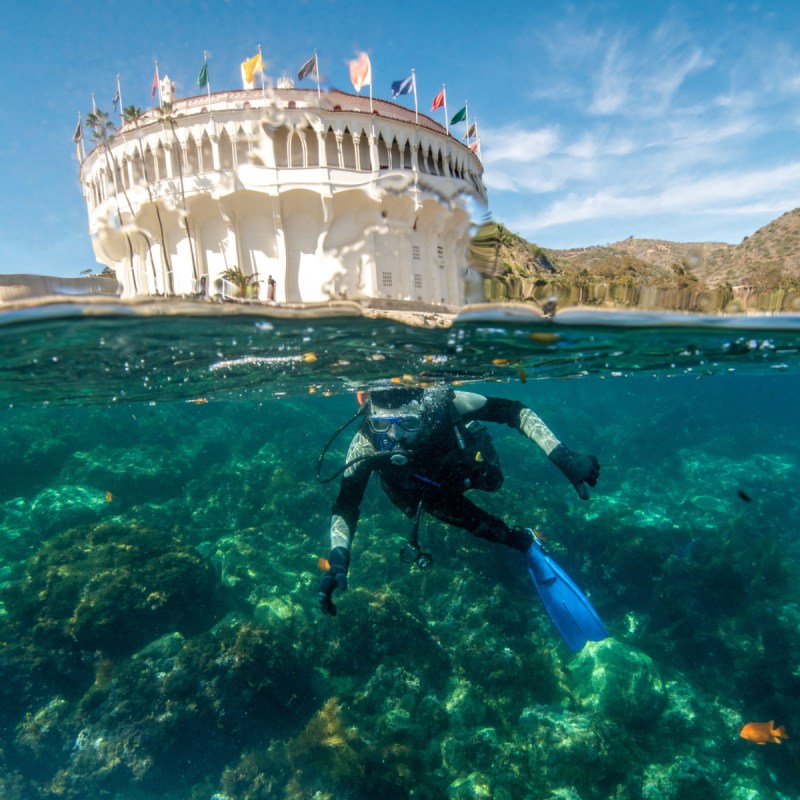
[480,208,800,290]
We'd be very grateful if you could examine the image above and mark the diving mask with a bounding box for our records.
[368,414,422,434]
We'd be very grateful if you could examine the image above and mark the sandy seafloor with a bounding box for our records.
[0,300,798,799]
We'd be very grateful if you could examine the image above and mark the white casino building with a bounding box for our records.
[79,75,486,305]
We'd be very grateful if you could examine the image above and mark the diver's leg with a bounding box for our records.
[424,493,533,551]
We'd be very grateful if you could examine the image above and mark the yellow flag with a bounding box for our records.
[241,52,263,84]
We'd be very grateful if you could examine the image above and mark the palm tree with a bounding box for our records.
[123,104,173,293]
[158,102,198,285]
[85,108,139,293]
[221,265,260,299]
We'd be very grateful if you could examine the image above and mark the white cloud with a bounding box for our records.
[505,162,800,234]
[589,35,631,115]
[480,127,560,165]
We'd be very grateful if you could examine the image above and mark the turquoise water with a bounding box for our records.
[1,302,799,799]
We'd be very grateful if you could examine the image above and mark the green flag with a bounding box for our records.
[450,106,466,125]
[198,61,209,88]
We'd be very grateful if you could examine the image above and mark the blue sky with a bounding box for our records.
[1,0,799,278]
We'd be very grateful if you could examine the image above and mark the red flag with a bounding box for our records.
[151,68,159,100]
[431,89,445,111]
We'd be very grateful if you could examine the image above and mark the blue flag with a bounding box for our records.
[391,74,414,99]
[112,89,120,112]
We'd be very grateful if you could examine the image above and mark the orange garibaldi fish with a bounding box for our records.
[739,720,789,745]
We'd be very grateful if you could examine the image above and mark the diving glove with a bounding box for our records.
[318,546,350,616]
[548,443,600,500]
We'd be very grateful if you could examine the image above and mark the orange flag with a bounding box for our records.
[349,52,372,92]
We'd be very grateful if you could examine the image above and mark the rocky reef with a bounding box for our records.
[0,383,798,799]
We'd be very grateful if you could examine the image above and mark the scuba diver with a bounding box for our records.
[316,385,608,650]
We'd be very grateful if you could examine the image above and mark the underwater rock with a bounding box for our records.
[641,756,721,800]
[0,522,224,684]
[14,696,71,759]
[445,677,491,728]
[316,587,450,683]
[570,638,667,727]
[518,705,633,793]
[29,485,107,533]
[353,662,448,749]
[447,771,493,800]
[52,619,317,798]
[253,596,300,625]
[63,443,193,502]
[132,630,186,661]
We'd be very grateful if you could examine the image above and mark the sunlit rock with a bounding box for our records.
[570,638,667,726]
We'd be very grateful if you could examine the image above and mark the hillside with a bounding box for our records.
[480,207,800,291]
[703,208,800,288]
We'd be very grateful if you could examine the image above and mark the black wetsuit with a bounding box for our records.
[332,396,534,552]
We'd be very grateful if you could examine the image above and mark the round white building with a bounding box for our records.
[79,77,486,305]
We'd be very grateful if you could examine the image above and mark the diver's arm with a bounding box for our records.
[328,429,374,549]
[454,391,560,454]
[319,431,373,615]
[454,391,599,499]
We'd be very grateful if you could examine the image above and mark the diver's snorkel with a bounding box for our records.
[316,398,370,484]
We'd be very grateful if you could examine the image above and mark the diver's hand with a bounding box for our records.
[548,443,600,500]
[317,546,350,616]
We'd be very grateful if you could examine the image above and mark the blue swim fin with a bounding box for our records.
[524,535,608,651]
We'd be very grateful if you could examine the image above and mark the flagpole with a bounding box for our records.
[116,74,123,124]
[443,84,448,135]
[369,61,373,114]
[315,50,320,102]
[155,60,162,106]
[411,68,418,124]
[76,111,84,161]
[465,100,470,147]
[92,93,97,114]
[203,51,211,101]
[259,45,266,105]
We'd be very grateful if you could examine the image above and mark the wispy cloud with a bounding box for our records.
[480,127,560,165]
[589,35,631,115]
[505,162,800,234]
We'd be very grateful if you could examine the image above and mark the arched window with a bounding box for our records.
[273,126,289,167]
[219,129,234,170]
[168,141,181,178]
[156,142,167,180]
[417,145,427,174]
[342,127,356,169]
[120,156,131,189]
[377,134,389,170]
[288,130,305,167]
[235,127,249,167]
[403,141,412,170]
[132,151,144,183]
[358,131,371,170]
[306,129,319,167]
[200,131,214,172]
[390,138,401,170]
[186,135,200,174]
[325,126,339,168]
[436,149,444,176]
[145,145,157,182]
